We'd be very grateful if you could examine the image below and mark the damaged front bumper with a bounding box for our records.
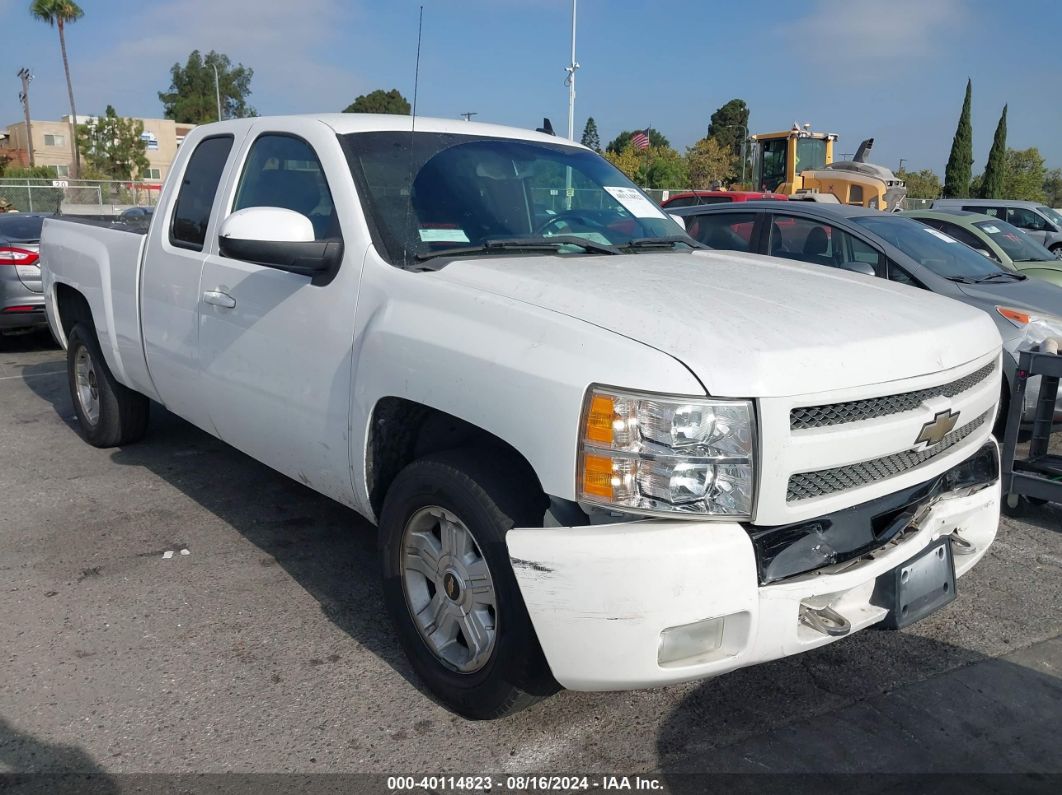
[507,441,1000,691]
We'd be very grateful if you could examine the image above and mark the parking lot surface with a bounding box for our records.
[1,331,1060,777]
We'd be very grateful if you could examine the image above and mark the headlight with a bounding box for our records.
[996,306,1062,345]
[577,387,756,518]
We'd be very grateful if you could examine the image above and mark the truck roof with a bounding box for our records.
[193,113,579,148]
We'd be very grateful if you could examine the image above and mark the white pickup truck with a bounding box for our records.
[42,114,1003,719]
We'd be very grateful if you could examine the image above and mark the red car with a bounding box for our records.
[661,190,788,208]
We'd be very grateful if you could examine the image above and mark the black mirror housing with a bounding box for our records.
[219,236,343,276]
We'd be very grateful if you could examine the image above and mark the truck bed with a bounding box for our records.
[41,216,159,401]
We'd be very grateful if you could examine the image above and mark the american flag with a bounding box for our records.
[631,129,650,150]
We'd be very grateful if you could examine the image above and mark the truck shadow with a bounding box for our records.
[0,714,118,793]
[654,632,1062,781]
[17,364,427,696]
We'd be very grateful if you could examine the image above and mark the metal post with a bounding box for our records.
[26,178,33,212]
[563,0,579,210]
[212,63,222,122]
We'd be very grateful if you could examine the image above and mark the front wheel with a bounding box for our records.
[379,449,557,719]
[66,323,149,447]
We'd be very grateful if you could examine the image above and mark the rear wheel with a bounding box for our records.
[379,449,557,719]
[66,323,149,447]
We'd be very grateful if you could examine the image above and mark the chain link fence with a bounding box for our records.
[0,178,162,215]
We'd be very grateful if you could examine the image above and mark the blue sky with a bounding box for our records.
[2,0,1060,175]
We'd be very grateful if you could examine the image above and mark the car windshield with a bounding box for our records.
[0,214,46,243]
[341,131,687,266]
[973,219,1055,262]
[853,215,1011,280]
[1037,206,1062,227]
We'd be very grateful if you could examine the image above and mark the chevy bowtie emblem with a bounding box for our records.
[916,410,961,448]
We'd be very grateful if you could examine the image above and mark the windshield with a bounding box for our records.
[0,214,46,243]
[341,132,685,266]
[974,219,1055,262]
[853,215,1012,280]
[1038,206,1062,227]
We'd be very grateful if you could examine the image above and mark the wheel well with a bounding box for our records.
[54,283,94,342]
[366,397,545,518]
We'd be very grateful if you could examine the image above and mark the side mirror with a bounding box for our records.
[218,207,342,275]
[838,261,877,277]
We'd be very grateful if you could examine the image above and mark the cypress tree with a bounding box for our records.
[580,117,601,152]
[981,105,1007,199]
[943,79,974,197]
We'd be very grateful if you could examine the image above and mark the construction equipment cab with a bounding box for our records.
[751,124,907,211]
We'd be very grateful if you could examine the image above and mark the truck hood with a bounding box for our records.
[433,250,1001,398]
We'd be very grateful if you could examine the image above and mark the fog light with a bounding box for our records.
[658,616,726,666]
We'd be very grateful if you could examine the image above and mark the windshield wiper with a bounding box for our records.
[945,275,977,284]
[415,235,620,262]
[621,235,706,251]
[974,271,1027,283]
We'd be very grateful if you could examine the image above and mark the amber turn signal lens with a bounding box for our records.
[585,394,616,445]
[581,453,615,499]
[996,306,1030,326]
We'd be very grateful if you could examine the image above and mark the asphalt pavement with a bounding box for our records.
[1,330,1060,782]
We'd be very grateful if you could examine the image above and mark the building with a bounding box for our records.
[0,115,195,183]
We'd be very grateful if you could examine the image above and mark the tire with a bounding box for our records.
[379,448,558,719]
[66,323,149,447]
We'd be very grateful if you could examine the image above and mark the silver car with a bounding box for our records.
[0,213,48,333]
[674,201,1062,423]
[932,199,1062,255]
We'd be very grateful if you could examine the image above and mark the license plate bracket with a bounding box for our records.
[873,538,956,629]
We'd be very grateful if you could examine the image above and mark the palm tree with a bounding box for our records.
[30,0,84,178]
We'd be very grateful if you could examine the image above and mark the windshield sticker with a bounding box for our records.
[982,225,1000,234]
[419,228,470,243]
[924,228,957,243]
[604,186,666,219]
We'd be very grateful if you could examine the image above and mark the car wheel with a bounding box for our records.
[379,448,557,719]
[66,323,149,447]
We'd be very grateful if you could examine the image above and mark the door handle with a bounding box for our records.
[202,290,236,309]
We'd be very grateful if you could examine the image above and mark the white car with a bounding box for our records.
[41,114,1003,719]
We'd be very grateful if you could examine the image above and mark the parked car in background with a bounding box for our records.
[119,206,155,221]
[661,190,787,208]
[904,209,1062,286]
[931,199,1062,255]
[40,114,1004,718]
[0,212,49,333]
[672,201,1062,423]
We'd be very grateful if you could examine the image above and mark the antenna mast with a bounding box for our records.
[564,0,579,141]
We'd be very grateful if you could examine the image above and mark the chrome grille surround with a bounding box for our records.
[786,410,992,503]
[790,361,997,431]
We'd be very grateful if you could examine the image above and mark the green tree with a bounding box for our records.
[343,89,410,114]
[706,98,750,162]
[76,106,149,181]
[686,136,736,189]
[897,168,942,200]
[604,144,643,182]
[30,0,84,178]
[1002,147,1046,201]
[943,79,973,197]
[1044,168,1062,207]
[980,105,1007,199]
[159,50,255,123]
[580,117,600,152]
[606,129,669,154]
[645,147,688,189]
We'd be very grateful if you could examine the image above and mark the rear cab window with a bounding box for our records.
[169,135,235,251]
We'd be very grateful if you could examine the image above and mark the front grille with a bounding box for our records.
[786,410,991,502]
[790,361,996,431]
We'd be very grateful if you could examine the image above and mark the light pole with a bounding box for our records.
[211,63,222,122]
[725,123,749,185]
[460,112,478,121]
[898,158,907,173]
[17,67,34,167]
